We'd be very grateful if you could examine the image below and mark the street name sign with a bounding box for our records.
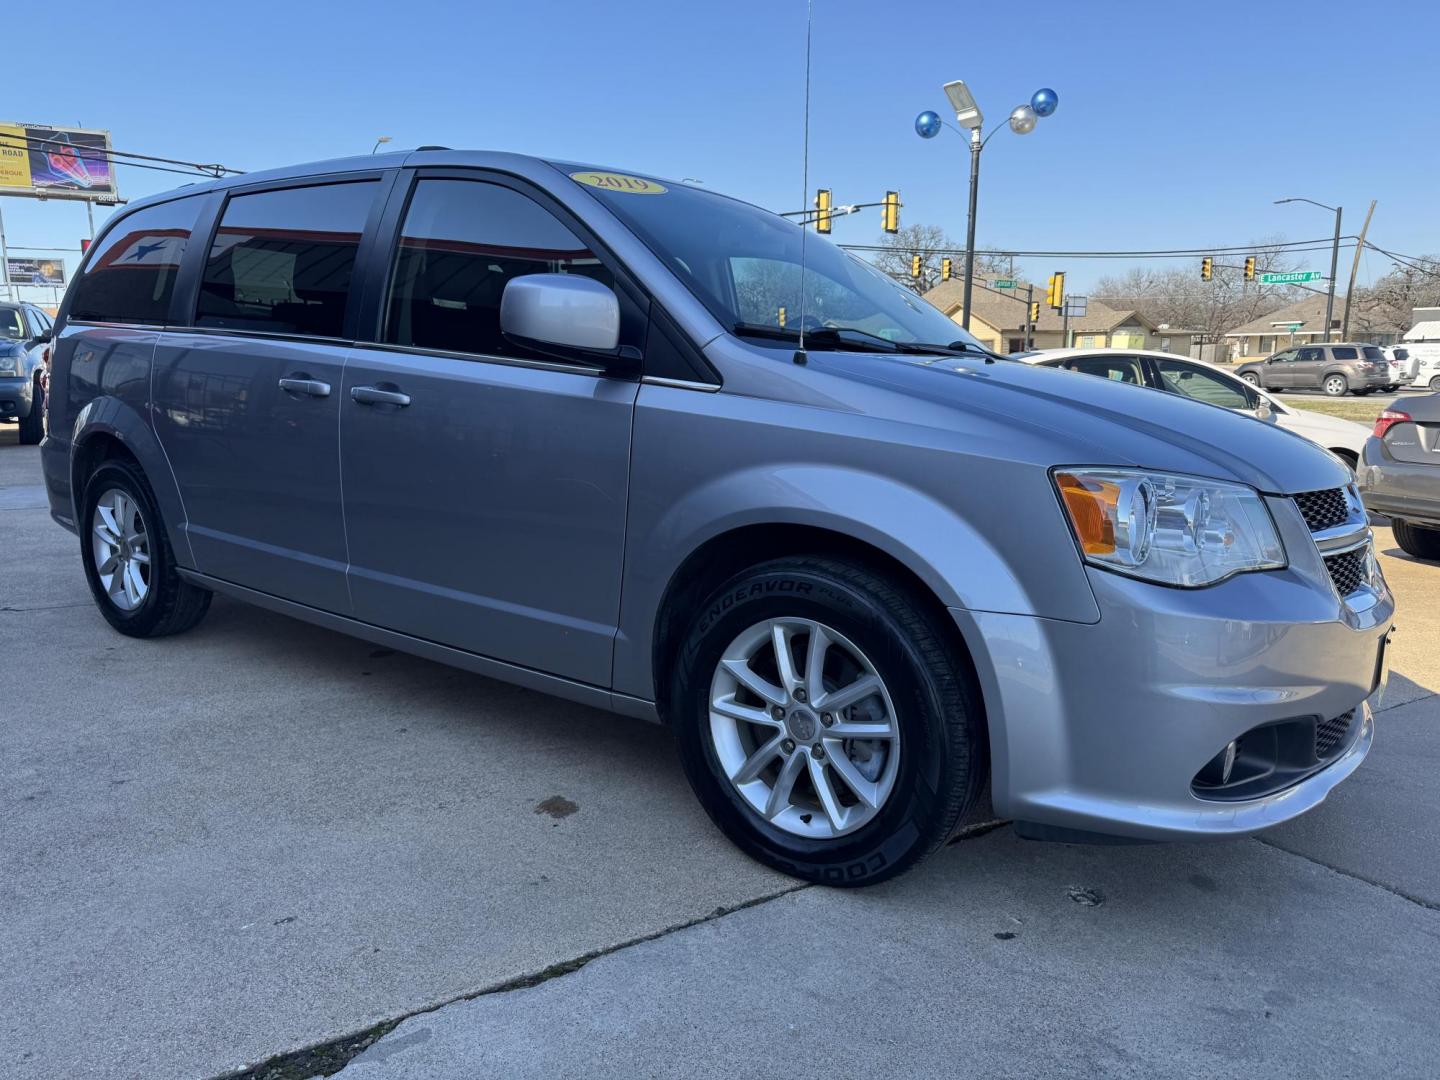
[1260,271,1323,284]
[991,278,1015,288]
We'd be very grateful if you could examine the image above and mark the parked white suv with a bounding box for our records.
[1020,349,1372,468]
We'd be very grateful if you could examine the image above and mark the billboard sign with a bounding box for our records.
[5,258,67,286]
[0,123,119,202]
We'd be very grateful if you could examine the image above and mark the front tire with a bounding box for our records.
[1394,520,1440,562]
[17,375,44,445]
[1240,373,1260,388]
[1324,374,1349,397]
[671,556,985,886]
[80,459,212,637]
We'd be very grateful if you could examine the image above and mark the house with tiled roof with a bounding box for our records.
[921,279,1158,354]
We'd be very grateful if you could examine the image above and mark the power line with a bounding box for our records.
[0,132,241,181]
[842,237,1358,261]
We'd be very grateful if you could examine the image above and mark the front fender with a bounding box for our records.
[611,459,1100,702]
[71,397,196,569]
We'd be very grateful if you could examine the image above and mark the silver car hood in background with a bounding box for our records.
[801,351,1353,495]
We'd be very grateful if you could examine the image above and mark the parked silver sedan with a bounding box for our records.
[1358,394,1440,560]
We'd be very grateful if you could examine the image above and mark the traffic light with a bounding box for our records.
[80,238,92,253]
[1046,272,1065,311]
[778,306,786,328]
[882,191,900,234]
[1030,301,1040,323]
[1244,256,1256,282]
[910,253,922,278]
[942,257,952,281]
[1201,257,1213,282]
[814,188,833,234]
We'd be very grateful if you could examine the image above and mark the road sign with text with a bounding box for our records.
[1260,271,1323,284]
[991,278,1015,289]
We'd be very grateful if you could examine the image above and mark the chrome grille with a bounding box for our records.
[1293,487,1350,532]
[1323,548,1367,597]
[1316,710,1354,758]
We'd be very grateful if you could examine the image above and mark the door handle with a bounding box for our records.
[278,377,332,397]
[350,385,411,407]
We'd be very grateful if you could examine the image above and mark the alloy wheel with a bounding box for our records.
[91,488,151,611]
[708,617,900,839]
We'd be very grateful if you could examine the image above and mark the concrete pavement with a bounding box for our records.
[2,423,1438,1079]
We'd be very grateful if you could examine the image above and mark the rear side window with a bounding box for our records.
[384,178,613,361]
[196,181,379,338]
[1331,346,1358,360]
[1067,356,1144,384]
[67,197,201,325]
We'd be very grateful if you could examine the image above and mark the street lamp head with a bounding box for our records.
[1008,104,1038,135]
[943,80,984,130]
[1030,88,1059,117]
[915,110,943,139]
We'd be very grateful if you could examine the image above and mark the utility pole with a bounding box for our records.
[1025,283,1034,350]
[1325,205,1342,341]
[1341,200,1376,342]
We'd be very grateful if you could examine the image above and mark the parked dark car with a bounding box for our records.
[1358,394,1440,560]
[0,301,53,444]
[1235,343,1393,397]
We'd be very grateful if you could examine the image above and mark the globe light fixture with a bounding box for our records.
[1031,88,1059,117]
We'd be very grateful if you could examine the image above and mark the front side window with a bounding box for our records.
[1269,349,1296,364]
[67,197,202,325]
[384,179,612,361]
[1155,359,1254,409]
[196,181,379,338]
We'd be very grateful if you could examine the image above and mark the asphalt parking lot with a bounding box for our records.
[3,422,1439,1080]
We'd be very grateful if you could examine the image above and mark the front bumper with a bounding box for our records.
[952,498,1393,842]
[0,374,34,419]
[1358,435,1440,528]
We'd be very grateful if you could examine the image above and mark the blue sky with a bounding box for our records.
[5,0,1438,300]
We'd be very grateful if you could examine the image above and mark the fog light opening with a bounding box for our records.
[1196,740,1238,788]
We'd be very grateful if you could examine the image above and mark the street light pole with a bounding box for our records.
[961,126,981,332]
[1276,196,1343,342]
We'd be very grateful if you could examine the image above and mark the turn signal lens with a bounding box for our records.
[1373,409,1411,438]
[1055,472,1154,566]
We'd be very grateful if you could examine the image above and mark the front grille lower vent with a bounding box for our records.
[1293,487,1350,532]
[1316,710,1355,758]
[1324,548,1368,597]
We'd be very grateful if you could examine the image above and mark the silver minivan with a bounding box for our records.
[42,150,1394,884]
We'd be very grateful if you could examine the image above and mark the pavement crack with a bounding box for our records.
[1255,836,1440,912]
[0,601,92,613]
[209,881,811,1080]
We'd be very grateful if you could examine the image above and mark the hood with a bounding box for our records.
[805,352,1351,495]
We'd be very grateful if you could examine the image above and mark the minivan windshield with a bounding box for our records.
[566,167,986,354]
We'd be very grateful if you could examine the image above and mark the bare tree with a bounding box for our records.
[867,224,1010,294]
[1095,238,1307,341]
[1347,254,1440,336]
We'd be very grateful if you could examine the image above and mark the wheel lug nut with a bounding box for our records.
[821,713,832,726]
[782,739,795,754]
[772,706,785,721]
[812,744,825,759]
[794,689,807,702]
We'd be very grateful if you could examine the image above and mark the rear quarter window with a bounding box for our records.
[67,197,203,325]
[1330,347,1358,360]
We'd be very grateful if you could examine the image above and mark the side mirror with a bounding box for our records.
[38,328,53,344]
[500,274,620,359]
[1254,399,1273,420]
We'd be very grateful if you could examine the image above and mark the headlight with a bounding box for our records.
[0,353,22,376]
[1054,468,1286,587]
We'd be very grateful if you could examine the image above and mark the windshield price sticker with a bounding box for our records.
[570,171,667,195]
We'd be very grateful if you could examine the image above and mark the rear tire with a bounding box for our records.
[1430,376,1440,391]
[1394,520,1440,562]
[80,459,212,637]
[671,556,985,886]
[1324,374,1349,397]
[17,375,44,445]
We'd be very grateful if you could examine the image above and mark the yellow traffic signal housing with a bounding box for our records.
[910,254,922,278]
[942,257,952,281]
[778,306,786,327]
[1030,301,1040,323]
[815,188,833,234]
[1244,256,1256,281]
[883,191,900,234]
[1201,257,1213,282]
[1046,272,1065,310]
